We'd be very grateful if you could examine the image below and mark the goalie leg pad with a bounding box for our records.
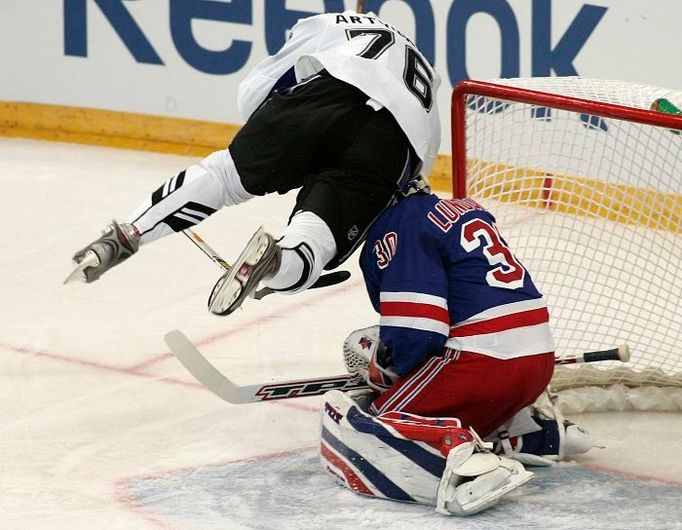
[436,452,532,516]
[321,390,447,506]
[319,390,532,515]
[498,417,599,464]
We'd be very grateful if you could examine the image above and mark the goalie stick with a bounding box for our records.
[165,330,368,403]
[555,344,630,365]
[165,329,631,404]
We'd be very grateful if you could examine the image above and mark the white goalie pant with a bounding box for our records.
[320,390,533,516]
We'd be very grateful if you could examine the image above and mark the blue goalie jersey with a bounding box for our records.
[359,193,555,376]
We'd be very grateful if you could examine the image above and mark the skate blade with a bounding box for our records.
[208,227,268,315]
[63,251,100,284]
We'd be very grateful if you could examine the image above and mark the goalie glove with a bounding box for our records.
[343,325,398,392]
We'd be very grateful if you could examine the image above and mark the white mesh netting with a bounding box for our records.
[454,77,682,410]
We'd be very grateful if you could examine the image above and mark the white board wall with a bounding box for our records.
[3,0,680,153]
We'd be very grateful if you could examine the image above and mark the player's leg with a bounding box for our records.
[127,79,333,248]
[262,210,337,292]
[67,148,254,283]
[206,209,340,315]
[66,220,140,283]
[67,74,340,284]
[209,76,419,312]
[320,389,533,516]
[127,149,254,243]
[300,101,419,270]
[489,394,600,466]
[258,100,418,295]
[342,325,598,463]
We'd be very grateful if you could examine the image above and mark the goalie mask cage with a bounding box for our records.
[451,77,682,410]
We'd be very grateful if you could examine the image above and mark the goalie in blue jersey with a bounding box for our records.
[320,190,597,516]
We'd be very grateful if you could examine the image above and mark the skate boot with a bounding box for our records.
[492,391,601,466]
[208,226,281,316]
[64,220,140,284]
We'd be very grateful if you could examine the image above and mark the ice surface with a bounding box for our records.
[0,138,680,529]
[124,450,682,530]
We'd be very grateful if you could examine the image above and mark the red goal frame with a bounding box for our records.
[450,80,682,199]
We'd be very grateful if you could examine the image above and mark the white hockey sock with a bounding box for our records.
[128,148,254,245]
[264,246,310,291]
[198,148,255,206]
[263,211,337,294]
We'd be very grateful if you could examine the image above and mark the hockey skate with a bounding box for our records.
[491,391,601,466]
[208,226,280,316]
[64,220,140,284]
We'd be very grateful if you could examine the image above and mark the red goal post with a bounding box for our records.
[450,77,682,411]
[452,80,682,198]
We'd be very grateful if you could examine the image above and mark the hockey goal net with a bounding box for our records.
[451,77,682,411]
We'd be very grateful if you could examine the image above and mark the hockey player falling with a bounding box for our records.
[66,10,440,308]
[66,11,595,516]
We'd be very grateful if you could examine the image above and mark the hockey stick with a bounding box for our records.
[165,329,369,403]
[181,228,351,298]
[554,344,630,365]
[165,329,631,404]
[182,229,231,270]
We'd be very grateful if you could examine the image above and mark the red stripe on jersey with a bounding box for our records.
[449,307,549,337]
[320,442,374,496]
[380,301,449,323]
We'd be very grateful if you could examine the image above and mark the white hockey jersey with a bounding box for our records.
[237,11,442,176]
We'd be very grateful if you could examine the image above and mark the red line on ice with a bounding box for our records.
[126,277,363,372]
